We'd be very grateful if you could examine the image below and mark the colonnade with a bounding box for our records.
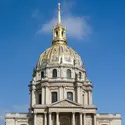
[34,112,96,125]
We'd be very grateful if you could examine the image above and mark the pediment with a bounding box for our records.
[50,99,82,107]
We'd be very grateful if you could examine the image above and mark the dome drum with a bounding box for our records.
[34,66,86,83]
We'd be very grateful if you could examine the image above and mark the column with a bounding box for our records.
[45,87,49,104]
[94,114,96,125]
[56,112,59,125]
[42,87,45,104]
[77,87,80,103]
[44,113,47,125]
[63,87,66,99]
[59,87,62,101]
[14,120,17,125]
[34,113,36,125]
[45,87,47,104]
[72,113,75,125]
[30,90,32,108]
[90,91,92,104]
[84,92,87,105]
[88,91,92,105]
[80,113,82,125]
[32,86,36,106]
[88,91,90,104]
[49,113,52,125]
[83,113,86,125]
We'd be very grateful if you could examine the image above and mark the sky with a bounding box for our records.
[0,0,125,124]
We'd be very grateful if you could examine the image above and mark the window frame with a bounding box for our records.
[38,93,42,104]
[79,72,82,79]
[67,92,73,101]
[67,69,71,79]
[41,71,44,78]
[52,69,57,78]
[51,92,58,103]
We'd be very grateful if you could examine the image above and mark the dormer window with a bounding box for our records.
[41,71,44,78]
[67,69,71,79]
[52,69,57,78]
[79,72,82,79]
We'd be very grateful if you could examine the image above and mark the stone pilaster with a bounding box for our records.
[94,114,96,125]
[32,85,36,106]
[80,113,82,125]
[72,113,75,125]
[88,90,92,105]
[15,120,17,125]
[49,113,52,125]
[83,113,86,125]
[59,87,62,101]
[56,112,59,125]
[45,87,49,104]
[77,86,80,103]
[44,113,47,125]
[84,92,87,105]
[34,113,36,125]
[42,87,45,104]
[63,87,66,99]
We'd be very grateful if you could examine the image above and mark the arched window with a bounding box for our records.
[79,72,82,79]
[56,31,58,37]
[41,71,44,78]
[52,92,57,103]
[67,92,73,101]
[67,69,71,79]
[62,31,64,37]
[52,69,57,78]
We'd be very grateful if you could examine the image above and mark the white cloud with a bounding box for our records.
[37,1,92,40]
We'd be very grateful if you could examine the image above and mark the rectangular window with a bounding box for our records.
[52,92,57,103]
[67,92,73,101]
[38,94,42,104]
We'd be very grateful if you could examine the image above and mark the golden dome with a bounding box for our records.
[36,3,84,70]
[37,43,84,69]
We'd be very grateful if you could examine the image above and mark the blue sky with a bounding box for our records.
[0,0,125,124]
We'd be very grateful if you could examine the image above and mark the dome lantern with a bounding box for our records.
[52,3,67,45]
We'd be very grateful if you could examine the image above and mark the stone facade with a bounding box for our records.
[5,3,121,125]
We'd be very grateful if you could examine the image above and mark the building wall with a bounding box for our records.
[5,113,29,125]
[96,114,121,125]
[5,113,122,125]
[36,114,43,125]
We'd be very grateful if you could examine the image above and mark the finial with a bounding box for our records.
[52,3,67,45]
[58,3,61,24]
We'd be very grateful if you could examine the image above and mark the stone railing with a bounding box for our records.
[96,113,121,118]
[6,113,28,118]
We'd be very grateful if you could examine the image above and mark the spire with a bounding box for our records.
[58,3,61,25]
[52,3,67,45]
